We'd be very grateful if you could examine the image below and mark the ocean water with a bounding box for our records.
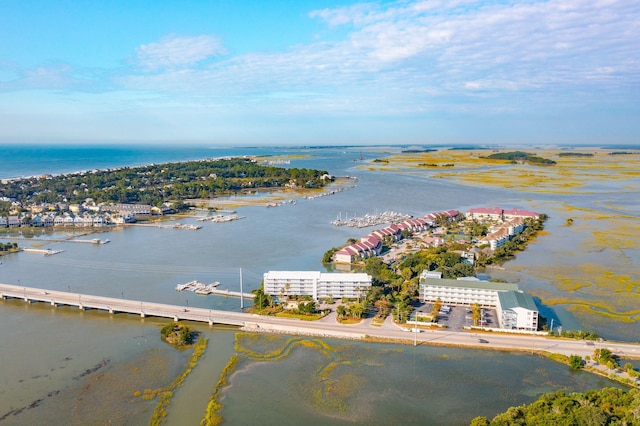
[0,144,637,424]
[0,144,304,180]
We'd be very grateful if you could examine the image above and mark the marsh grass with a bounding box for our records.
[139,337,208,426]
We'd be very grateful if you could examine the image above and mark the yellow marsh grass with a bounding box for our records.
[515,202,640,325]
[367,149,640,195]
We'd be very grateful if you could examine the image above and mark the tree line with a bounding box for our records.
[483,151,556,165]
[0,158,328,210]
[470,387,640,425]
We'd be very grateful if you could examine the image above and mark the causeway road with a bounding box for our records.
[2,283,640,363]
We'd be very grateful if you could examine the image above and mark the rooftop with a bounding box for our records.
[498,290,538,311]
[419,277,520,292]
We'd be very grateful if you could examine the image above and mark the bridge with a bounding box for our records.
[2,284,640,370]
[0,283,248,326]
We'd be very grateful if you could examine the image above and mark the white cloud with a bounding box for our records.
[134,34,226,70]
[3,0,640,124]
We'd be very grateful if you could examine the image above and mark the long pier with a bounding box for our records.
[0,283,247,326]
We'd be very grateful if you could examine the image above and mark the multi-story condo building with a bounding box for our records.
[263,271,372,301]
[418,273,539,331]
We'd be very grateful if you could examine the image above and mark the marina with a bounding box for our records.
[331,211,413,228]
[175,280,254,299]
[303,185,353,200]
[175,280,221,295]
[126,223,202,230]
[198,214,246,223]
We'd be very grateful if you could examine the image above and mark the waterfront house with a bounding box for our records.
[466,207,539,222]
[0,217,7,228]
[43,214,55,227]
[466,207,504,221]
[503,208,539,220]
[31,214,43,227]
[54,215,65,226]
[371,224,402,242]
[63,214,75,227]
[7,216,21,228]
[82,214,94,227]
[112,203,151,217]
[74,215,85,227]
[397,218,429,233]
[477,217,526,250]
[334,235,382,263]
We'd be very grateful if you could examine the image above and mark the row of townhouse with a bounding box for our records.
[418,273,539,331]
[466,207,539,222]
[19,201,171,217]
[1,203,174,229]
[0,212,136,228]
[477,216,525,250]
[334,210,460,263]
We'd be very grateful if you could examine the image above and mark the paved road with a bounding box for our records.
[2,283,640,363]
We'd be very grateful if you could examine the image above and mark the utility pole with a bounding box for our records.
[239,268,244,310]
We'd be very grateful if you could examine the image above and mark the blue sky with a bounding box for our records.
[1,0,638,145]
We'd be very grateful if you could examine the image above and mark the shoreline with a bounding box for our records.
[242,320,640,390]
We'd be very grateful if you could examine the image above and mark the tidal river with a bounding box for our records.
[0,145,637,424]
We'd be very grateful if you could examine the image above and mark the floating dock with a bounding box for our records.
[175,280,253,298]
[175,280,221,295]
[198,214,246,223]
[68,238,110,244]
[23,248,66,256]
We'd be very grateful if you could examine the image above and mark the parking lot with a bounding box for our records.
[414,302,499,330]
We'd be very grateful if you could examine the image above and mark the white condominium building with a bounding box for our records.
[419,275,519,307]
[263,271,372,301]
[497,291,539,331]
[419,273,539,331]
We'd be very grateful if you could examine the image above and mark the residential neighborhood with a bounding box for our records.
[0,199,175,228]
[331,207,540,265]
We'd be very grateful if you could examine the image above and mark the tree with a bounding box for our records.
[253,287,271,310]
[160,322,193,347]
[569,355,584,369]
[298,301,317,315]
[394,300,411,323]
[374,298,392,318]
[471,303,482,326]
[336,305,347,318]
[469,417,490,426]
[400,267,414,282]
[349,302,365,319]
[431,299,443,317]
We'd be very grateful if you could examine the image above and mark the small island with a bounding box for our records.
[160,322,197,348]
[483,151,556,165]
[558,152,594,157]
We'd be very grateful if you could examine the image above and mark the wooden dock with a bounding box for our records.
[22,248,66,256]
